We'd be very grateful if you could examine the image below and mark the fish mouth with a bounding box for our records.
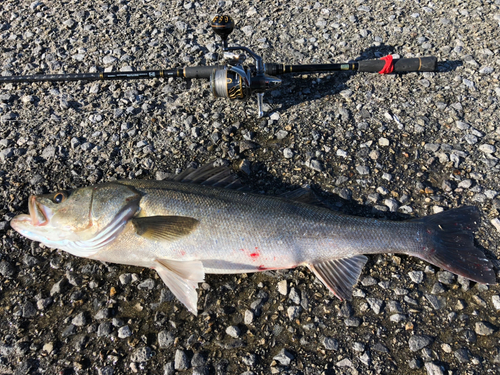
[29,196,50,227]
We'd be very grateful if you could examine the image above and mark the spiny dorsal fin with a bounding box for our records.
[172,162,245,190]
[308,255,368,300]
[132,216,199,241]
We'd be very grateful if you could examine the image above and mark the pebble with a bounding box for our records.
[474,321,496,336]
[491,218,500,233]
[322,337,338,350]
[244,309,254,325]
[273,348,294,365]
[118,326,132,338]
[175,349,190,370]
[72,312,87,326]
[277,280,288,296]
[478,144,496,154]
[492,295,500,310]
[356,165,370,175]
[0,260,15,277]
[409,335,433,351]
[287,306,301,320]
[379,137,390,146]
[158,331,175,348]
[283,148,294,159]
[131,347,152,362]
[226,326,240,338]
[408,271,424,284]
[425,294,446,310]
[425,362,444,375]
[366,298,384,314]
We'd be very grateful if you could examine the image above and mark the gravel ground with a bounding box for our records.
[1,0,500,374]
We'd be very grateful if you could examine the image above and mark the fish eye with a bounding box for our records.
[54,192,66,204]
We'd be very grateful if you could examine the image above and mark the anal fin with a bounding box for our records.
[309,255,368,300]
[154,259,205,315]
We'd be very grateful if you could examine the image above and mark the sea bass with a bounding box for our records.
[11,163,496,315]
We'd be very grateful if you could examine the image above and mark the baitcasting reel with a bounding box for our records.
[209,15,282,117]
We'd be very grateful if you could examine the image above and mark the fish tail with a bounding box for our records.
[413,206,496,284]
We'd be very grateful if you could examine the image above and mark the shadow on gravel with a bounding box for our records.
[269,44,447,113]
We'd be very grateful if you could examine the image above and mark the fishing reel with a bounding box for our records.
[209,15,282,117]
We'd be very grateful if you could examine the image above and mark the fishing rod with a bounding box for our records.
[0,15,437,118]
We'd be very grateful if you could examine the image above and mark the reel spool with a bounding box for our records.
[210,67,251,100]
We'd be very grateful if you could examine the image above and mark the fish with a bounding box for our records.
[10,163,496,315]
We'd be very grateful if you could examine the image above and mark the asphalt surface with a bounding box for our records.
[0,0,499,374]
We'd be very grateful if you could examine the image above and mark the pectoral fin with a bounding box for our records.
[154,259,205,315]
[309,255,368,301]
[132,216,199,241]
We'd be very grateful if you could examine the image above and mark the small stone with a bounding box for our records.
[164,362,175,375]
[287,306,301,320]
[322,337,338,350]
[425,362,444,375]
[158,330,175,348]
[288,287,301,304]
[390,314,407,322]
[226,326,240,338]
[42,342,54,354]
[474,321,496,336]
[344,317,361,327]
[454,348,470,363]
[277,280,288,296]
[408,271,424,284]
[22,302,37,318]
[103,55,117,65]
[409,335,433,351]
[336,358,353,367]
[138,279,155,290]
[273,348,294,365]
[0,260,15,277]
[131,347,152,362]
[175,349,190,370]
[360,351,371,366]
[379,137,390,146]
[384,198,398,212]
[437,271,455,285]
[72,312,87,326]
[97,322,112,337]
[244,310,254,325]
[118,326,132,338]
[336,149,348,158]
[366,298,384,314]
[283,148,294,159]
[50,278,67,296]
[356,165,370,175]
[425,294,446,310]
[361,276,377,286]
[478,144,496,154]
[491,218,500,233]
[119,273,132,285]
[492,295,500,310]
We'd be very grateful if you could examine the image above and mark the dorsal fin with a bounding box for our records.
[172,162,245,190]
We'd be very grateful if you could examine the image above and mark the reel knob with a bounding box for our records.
[211,15,234,41]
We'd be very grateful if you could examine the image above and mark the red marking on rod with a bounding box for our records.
[378,55,394,74]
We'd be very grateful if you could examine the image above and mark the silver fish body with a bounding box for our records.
[11,164,496,314]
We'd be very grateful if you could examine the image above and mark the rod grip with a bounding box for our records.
[357,56,437,73]
[183,65,224,79]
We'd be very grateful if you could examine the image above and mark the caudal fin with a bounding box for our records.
[414,206,496,284]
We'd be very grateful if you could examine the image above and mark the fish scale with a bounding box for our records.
[11,163,496,315]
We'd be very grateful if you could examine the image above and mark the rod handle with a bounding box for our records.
[358,56,437,73]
